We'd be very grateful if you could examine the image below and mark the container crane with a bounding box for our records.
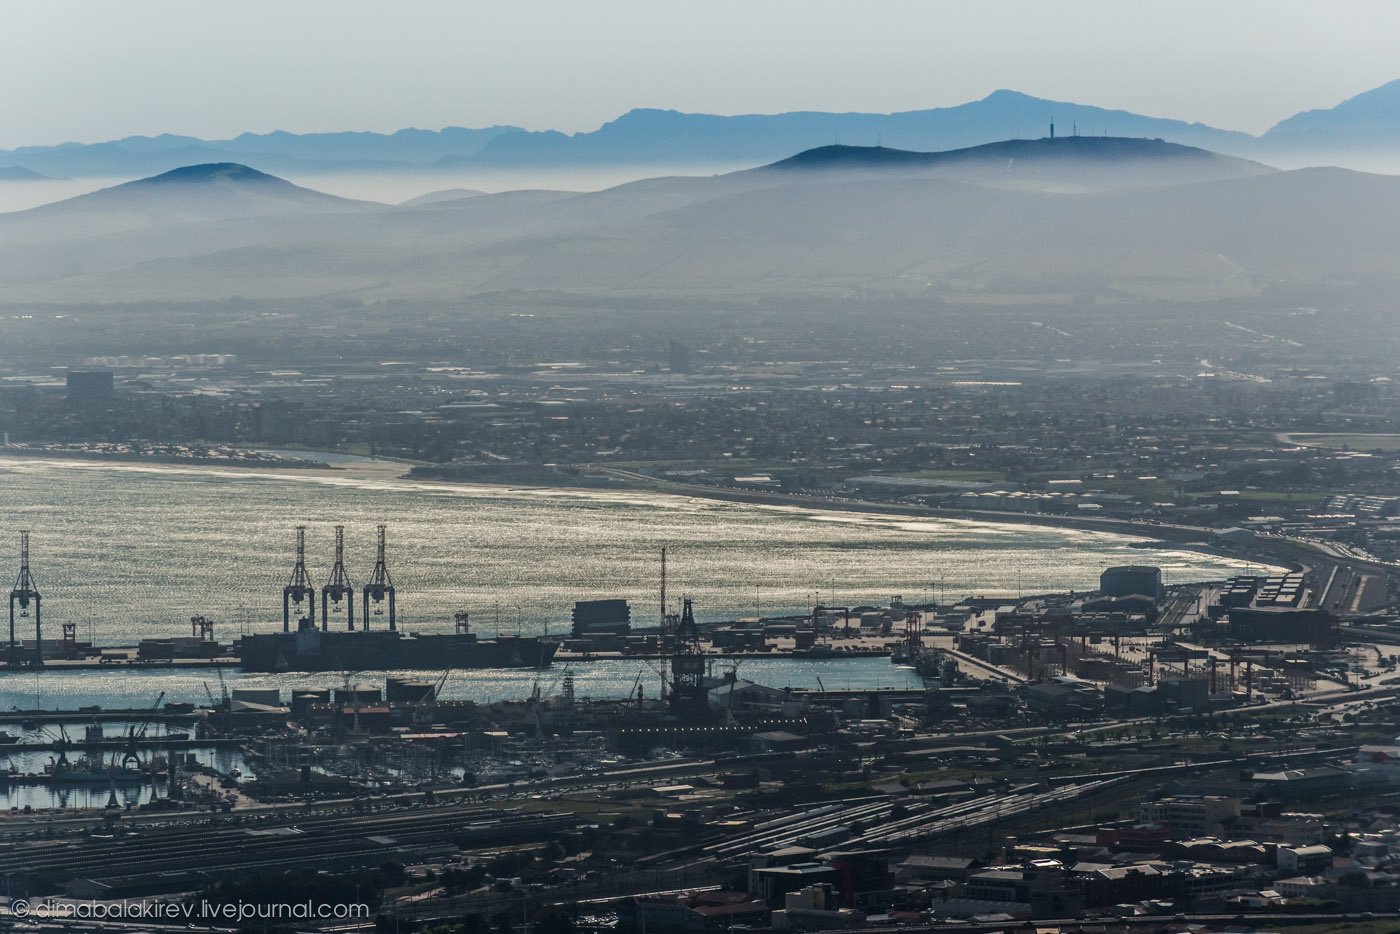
[8,531,42,667]
[322,525,355,631]
[282,526,316,633]
[361,524,397,630]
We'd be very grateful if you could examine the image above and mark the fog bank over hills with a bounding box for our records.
[4,82,1400,189]
[0,136,1395,309]
[758,137,1271,190]
[4,163,373,242]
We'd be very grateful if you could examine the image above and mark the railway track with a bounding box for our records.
[0,802,573,890]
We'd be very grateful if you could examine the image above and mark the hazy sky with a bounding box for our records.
[5,0,1399,149]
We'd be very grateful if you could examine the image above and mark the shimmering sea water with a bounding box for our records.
[0,456,1255,641]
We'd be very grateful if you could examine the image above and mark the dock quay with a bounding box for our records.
[1,643,897,670]
[0,709,204,726]
[0,737,238,753]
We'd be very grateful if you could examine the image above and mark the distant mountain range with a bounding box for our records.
[1,82,1398,180]
[1267,79,1400,148]
[0,165,54,181]
[0,125,521,179]
[2,136,1396,308]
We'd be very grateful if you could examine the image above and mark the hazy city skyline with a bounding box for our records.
[5,0,1400,149]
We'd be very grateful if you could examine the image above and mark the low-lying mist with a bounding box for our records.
[0,163,751,214]
[289,164,752,206]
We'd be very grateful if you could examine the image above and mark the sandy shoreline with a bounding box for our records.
[0,451,1286,573]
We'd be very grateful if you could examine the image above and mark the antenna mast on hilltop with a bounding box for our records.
[283,526,316,632]
[322,525,355,631]
[362,524,396,630]
[8,531,42,667]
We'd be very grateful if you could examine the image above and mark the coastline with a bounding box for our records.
[1,451,1295,576]
[0,444,335,472]
[408,464,1294,573]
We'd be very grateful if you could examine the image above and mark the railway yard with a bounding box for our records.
[3,522,1400,931]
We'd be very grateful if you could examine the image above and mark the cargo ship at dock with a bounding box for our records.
[236,623,558,673]
[239,528,559,672]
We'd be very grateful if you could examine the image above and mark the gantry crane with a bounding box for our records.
[669,597,708,721]
[8,531,42,667]
[361,524,396,630]
[321,525,355,631]
[283,526,316,632]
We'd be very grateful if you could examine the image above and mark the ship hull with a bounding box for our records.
[235,630,559,673]
[51,771,146,785]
